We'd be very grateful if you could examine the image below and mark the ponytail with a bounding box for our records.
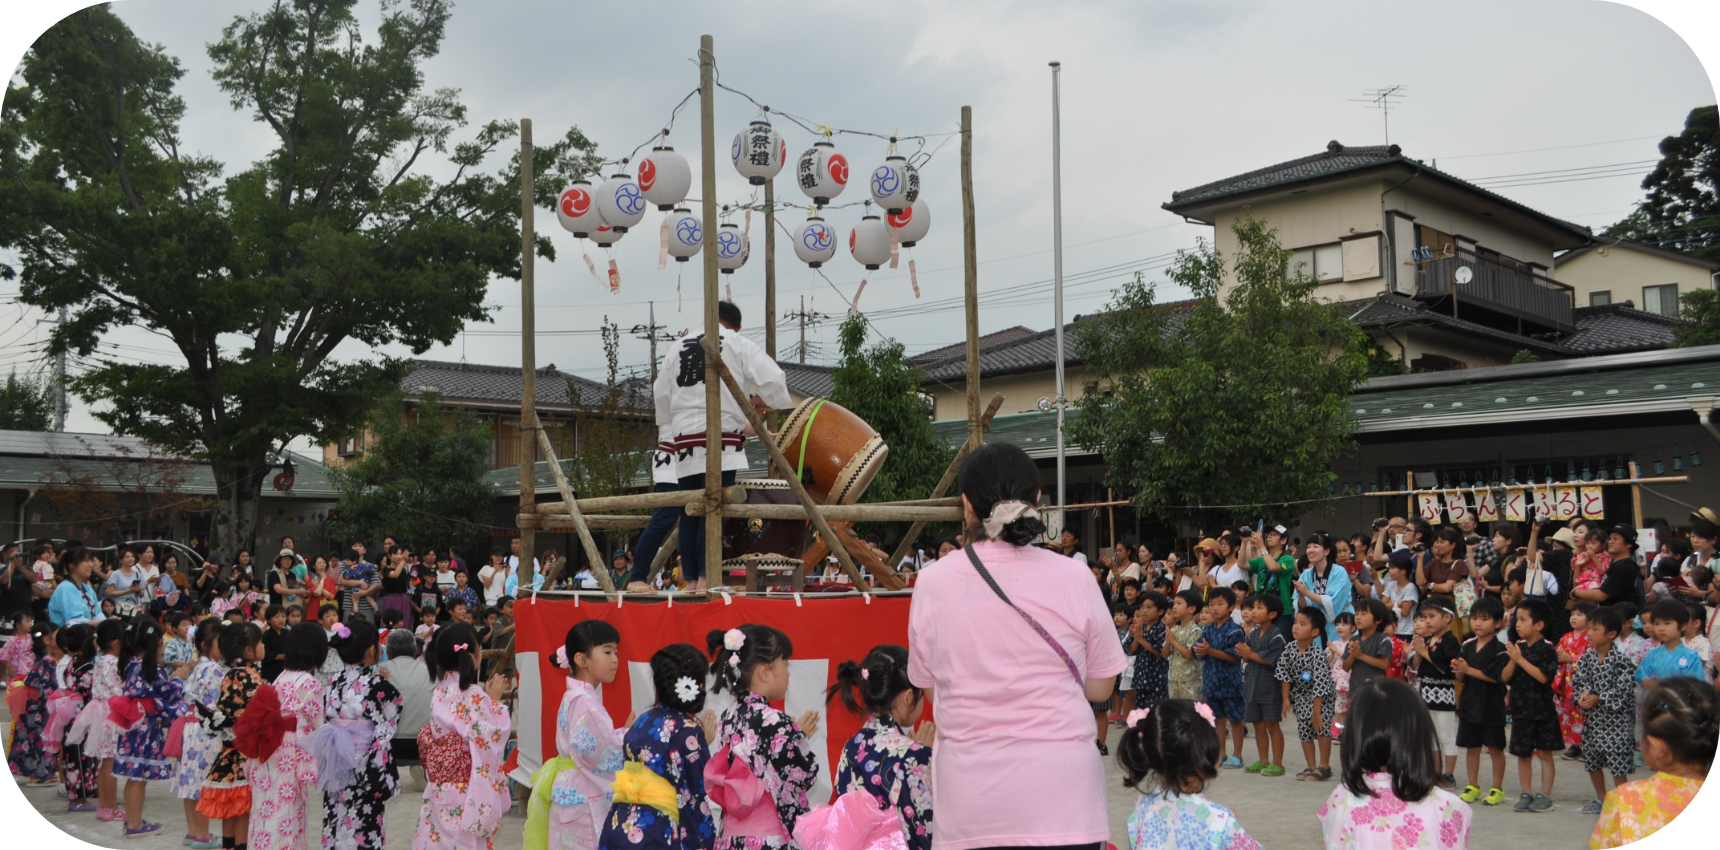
[707,624,793,695]
[824,644,919,719]
[123,615,165,682]
[431,623,483,692]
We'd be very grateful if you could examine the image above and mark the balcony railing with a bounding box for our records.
[1415,247,1574,333]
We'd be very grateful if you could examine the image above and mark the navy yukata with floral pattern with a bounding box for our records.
[7,653,58,781]
[322,664,403,850]
[1132,621,1170,710]
[713,691,819,850]
[114,657,188,781]
[599,706,714,850]
[835,715,932,850]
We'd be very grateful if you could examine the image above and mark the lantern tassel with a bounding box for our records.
[726,281,733,302]
[658,217,670,270]
[850,278,867,316]
[889,225,900,269]
[909,254,920,298]
[582,249,603,286]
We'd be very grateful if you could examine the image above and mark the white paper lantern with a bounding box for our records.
[793,215,838,268]
[716,222,749,274]
[887,199,931,247]
[665,208,703,262]
[590,225,624,247]
[869,155,920,215]
[555,180,602,237]
[850,215,891,270]
[638,146,692,210]
[795,141,850,205]
[595,173,647,232]
[731,120,787,185]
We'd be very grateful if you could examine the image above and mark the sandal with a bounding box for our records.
[1314,767,1334,781]
[1294,768,1319,781]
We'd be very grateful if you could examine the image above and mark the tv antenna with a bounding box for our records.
[1350,85,1406,145]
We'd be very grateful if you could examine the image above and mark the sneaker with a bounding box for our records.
[1437,773,1457,789]
[1483,788,1508,806]
[1459,785,1483,803]
[95,807,126,822]
[1529,794,1554,813]
[1244,760,1266,774]
[1514,792,1535,812]
[190,837,222,849]
[56,787,69,799]
[1581,799,1604,815]
[1633,750,1645,766]
[1260,764,1287,777]
[67,801,98,813]
[1221,756,1244,769]
[125,822,164,839]
[1096,741,1108,756]
[1562,746,1583,761]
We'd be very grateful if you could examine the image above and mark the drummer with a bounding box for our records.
[651,300,791,592]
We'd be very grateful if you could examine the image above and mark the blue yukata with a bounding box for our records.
[599,706,714,850]
[113,657,188,781]
[1634,642,1711,685]
[1132,621,1170,710]
[835,715,933,850]
[1201,619,1246,720]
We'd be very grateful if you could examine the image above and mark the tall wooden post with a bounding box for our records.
[1629,461,1644,528]
[961,106,981,447]
[518,118,538,589]
[765,179,777,359]
[699,36,723,586]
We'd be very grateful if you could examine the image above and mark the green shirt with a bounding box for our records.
[1249,553,1297,611]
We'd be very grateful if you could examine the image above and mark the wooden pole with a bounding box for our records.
[1108,487,1116,550]
[523,514,654,530]
[1630,461,1644,528]
[884,391,1005,569]
[699,35,723,588]
[961,106,981,447]
[711,351,868,587]
[533,485,746,515]
[535,429,616,593]
[695,504,963,522]
[765,179,777,359]
[518,118,538,590]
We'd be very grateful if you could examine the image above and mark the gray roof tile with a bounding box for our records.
[401,359,648,411]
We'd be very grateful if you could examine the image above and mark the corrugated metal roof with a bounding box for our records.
[1349,359,1720,427]
[0,444,339,500]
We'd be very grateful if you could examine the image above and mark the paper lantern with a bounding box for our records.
[638,146,692,210]
[716,222,749,274]
[794,215,838,268]
[590,225,624,247]
[869,155,920,215]
[595,173,647,232]
[665,208,703,262]
[555,180,602,238]
[887,199,930,247]
[850,215,891,270]
[732,119,787,185]
[795,141,850,205]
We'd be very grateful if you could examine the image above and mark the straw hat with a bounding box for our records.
[1690,507,1720,525]
[1549,527,1577,548]
[1195,537,1220,554]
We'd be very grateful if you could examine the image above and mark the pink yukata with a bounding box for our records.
[1317,772,1472,850]
[248,670,326,850]
[549,677,628,850]
[415,673,512,850]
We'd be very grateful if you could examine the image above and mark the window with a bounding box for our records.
[1589,290,1611,307]
[1289,244,1344,283]
[1642,284,1679,316]
[337,436,363,458]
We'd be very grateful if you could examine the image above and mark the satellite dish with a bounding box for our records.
[1454,266,1474,285]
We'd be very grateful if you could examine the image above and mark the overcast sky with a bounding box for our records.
[2,0,1717,445]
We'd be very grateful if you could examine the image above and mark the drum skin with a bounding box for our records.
[775,397,889,506]
[721,480,808,570]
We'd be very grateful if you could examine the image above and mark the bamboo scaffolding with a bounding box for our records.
[535,428,617,594]
[884,392,1006,570]
[520,514,655,530]
[699,504,962,522]
[534,485,747,515]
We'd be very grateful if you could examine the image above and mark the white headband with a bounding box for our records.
[983,500,1041,540]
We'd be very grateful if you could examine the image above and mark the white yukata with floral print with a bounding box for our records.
[173,657,228,799]
[549,677,628,850]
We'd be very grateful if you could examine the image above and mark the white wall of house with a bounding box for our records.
[1555,246,1719,315]
[928,366,1093,422]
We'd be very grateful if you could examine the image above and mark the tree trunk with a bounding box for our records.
[210,454,270,564]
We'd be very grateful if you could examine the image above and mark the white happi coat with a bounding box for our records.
[653,326,791,479]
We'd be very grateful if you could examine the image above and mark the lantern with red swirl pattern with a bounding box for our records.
[638,146,691,210]
[732,119,787,185]
[869,155,919,215]
[716,222,750,274]
[590,225,624,247]
[795,141,849,205]
[850,215,891,270]
[555,180,602,238]
[887,200,930,247]
[594,172,647,232]
[793,215,838,268]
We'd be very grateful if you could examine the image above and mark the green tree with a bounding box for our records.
[1511,349,1541,364]
[1670,288,1720,348]
[562,319,651,562]
[829,314,955,538]
[0,2,598,559]
[0,371,54,431]
[1365,344,1408,377]
[1068,212,1369,530]
[330,391,495,550]
[1607,105,1719,260]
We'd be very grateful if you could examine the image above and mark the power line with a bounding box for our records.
[1434,134,1662,162]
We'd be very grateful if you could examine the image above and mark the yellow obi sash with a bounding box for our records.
[611,761,679,824]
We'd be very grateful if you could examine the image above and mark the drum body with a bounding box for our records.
[721,479,808,573]
[775,398,889,505]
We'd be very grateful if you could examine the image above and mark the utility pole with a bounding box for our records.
[1049,61,1067,535]
[629,301,674,382]
[50,305,67,432]
[781,296,829,364]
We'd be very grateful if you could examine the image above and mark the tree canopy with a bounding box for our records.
[1607,105,1719,260]
[1,1,599,558]
[0,371,54,431]
[1068,213,1370,530]
[329,391,496,551]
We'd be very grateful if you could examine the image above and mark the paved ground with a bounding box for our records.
[8,717,1603,850]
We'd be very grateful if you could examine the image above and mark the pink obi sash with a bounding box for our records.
[44,691,83,749]
[703,745,788,838]
[107,695,157,731]
[793,790,909,850]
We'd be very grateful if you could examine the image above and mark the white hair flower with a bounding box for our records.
[674,676,700,703]
[722,628,746,652]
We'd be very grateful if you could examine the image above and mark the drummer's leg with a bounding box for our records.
[677,473,708,584]
[632,483,682,584]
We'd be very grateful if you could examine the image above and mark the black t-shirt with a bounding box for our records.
[261,627,287,682]
[1506,638,1560,721]
[1,564,34,622]
[380,561,410,595]
[1599,558,1643,606]
[1415,632,1461,711]
[1457,636,1509,726]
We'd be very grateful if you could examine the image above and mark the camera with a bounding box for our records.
[1373,518,1390,530]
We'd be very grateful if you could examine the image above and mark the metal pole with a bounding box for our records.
[648,301,658,382]
[765,179,777,359]
[961,106,981,449]
[54,305,67,431]
[518,119,538,590]
[1050,61,1067,534]
[699,35,722,588]
[799,295,806,364]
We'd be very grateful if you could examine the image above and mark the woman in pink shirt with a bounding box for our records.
[908,443,1128,850]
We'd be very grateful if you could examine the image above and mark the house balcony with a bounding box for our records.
[1414,247,1575,335]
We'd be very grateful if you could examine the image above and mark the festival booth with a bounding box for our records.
[510,590,915,805]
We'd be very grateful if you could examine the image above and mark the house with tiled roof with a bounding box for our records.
[1553,237,1720,316]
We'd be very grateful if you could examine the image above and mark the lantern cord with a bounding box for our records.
[603,87,701,173]
[814,267,858,314]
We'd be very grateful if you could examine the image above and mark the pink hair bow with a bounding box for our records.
[453,643,469,652]
[793,790,909,850]
[703,745,788,838]
[554,646,569,669]
[1125,707,1150,727]
[1193,702,1217,727]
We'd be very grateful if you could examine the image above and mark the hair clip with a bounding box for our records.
[333,624,350,639]
[1126,707,1150,727]
[722,628,746,651]
[554,646,569,669]
[1193,702,1217,727]
[861,668,870,680]
[453,642,469,652]
[728,655,740,668]
[674,676,700,702]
